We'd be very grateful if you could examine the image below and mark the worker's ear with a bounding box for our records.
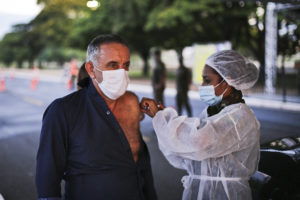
[85,62,96,79]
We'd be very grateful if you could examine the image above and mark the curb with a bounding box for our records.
[6,71,300,112]
[128,84,300,112]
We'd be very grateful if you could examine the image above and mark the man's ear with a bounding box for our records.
[85,62,95,79]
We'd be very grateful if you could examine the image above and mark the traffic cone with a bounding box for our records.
[0,79,6,92]
[30,77,38,90]
[67,78,73,90]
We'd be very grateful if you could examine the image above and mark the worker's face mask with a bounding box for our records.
[94,67,129,100]
[198,80,227,106]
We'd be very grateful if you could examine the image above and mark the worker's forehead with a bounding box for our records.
[202,65,218,76]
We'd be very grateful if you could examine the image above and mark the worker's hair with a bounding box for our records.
[86,34,128,67]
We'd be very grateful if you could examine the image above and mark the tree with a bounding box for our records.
[68,0,163,76]
[277,9,300,96]
[145,0,262,71]
[32,0,88,47]
[0,24,43,68]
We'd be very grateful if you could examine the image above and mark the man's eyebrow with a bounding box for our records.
[106,61,118,65]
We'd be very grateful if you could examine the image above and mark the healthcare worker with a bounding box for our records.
[140,50,260,200]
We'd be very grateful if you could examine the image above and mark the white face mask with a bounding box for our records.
[94,68,129,100]
[198,80,227,106]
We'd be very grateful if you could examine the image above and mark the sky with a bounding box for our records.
[0,0,42,39]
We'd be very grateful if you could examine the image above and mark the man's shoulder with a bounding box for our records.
[117,91,140,110]
[63,88,86,101]
[47,89,85,110]
[121,91,139,104]
[115,91,140,119]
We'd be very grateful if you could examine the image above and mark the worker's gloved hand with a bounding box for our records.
[140,97,165,118]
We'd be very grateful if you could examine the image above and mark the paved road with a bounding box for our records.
[0,77,299,200]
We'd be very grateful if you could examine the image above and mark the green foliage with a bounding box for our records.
[0,0,299,77]
[67,0,114,49]
[0,24,43,67]
[144,0,260,56]
[31,0,88,47]
[38,47,85,64]
[277,11,300,58]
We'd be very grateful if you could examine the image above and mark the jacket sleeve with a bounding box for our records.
[36,99,68,198]
[140,141,158,200]
[152,104,260,163]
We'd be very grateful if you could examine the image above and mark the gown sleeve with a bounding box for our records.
[152,104,260,163]
[36,99,68,199]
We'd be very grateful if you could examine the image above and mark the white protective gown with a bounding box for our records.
[152,103,260,200]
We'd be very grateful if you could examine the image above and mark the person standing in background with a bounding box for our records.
[176,54,192,117]
[151,50,166,105]
[76,62,89,90]
[67,59,78,90]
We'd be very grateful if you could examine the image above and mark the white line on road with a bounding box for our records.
[0,126,41,140]
[22,96,44,107]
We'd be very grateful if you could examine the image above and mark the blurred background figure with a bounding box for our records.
[77,62,89,90]
[151,49,166,104]
[176,54,192,117]
[0,68,6,92]
[30,66,39,90]
[9,67,15,80]
[67,59,78,90]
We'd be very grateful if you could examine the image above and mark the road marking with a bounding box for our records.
[0,126,41,140]
[22,96,44,107]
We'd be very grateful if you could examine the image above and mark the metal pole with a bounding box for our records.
[264,2,278,94]
[281,56,286,102]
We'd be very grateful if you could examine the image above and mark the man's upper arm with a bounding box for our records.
[36,100,68,198]
[123,92,141,128]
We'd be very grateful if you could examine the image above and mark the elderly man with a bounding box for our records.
[36,34,157,200]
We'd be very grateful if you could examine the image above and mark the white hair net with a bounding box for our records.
[205,50,258,90]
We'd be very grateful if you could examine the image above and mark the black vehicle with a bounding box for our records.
[251,136,300,200]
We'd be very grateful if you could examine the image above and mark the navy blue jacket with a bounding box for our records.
[36,81,157,200]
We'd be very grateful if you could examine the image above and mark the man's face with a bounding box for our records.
[93,42,130,82]
[97,43,130,70]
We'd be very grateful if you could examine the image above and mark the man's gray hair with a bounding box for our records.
[86,34,128,67]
